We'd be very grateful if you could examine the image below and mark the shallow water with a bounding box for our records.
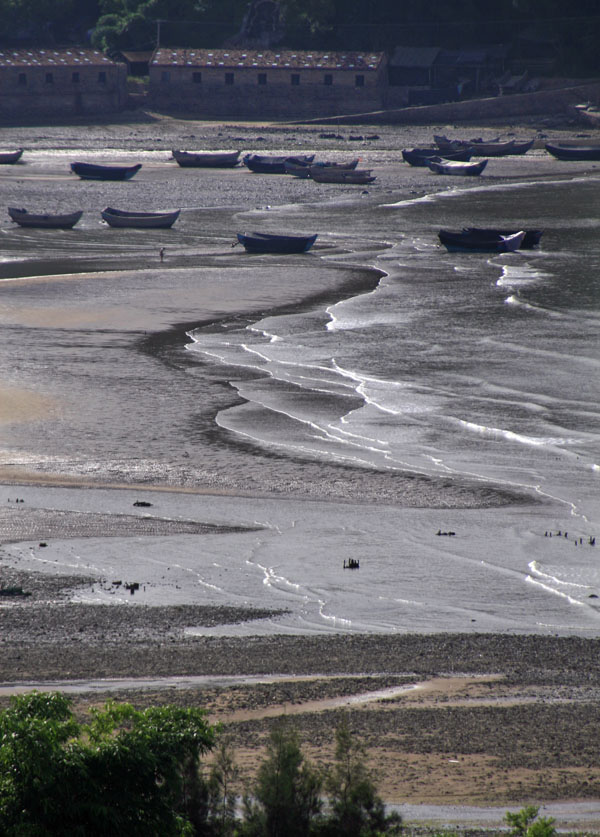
[0,141,599,636]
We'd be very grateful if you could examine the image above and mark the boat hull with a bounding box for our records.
[434,136,533,156]
[402,147,472,166]
[428,159,487,176]
[172,150,240,168]
[285,159,359,176]
[463,228,543,249]
[438,229,526,252]
[70,162,142,181]
[243,154,315,174]
[237,232,317,253]
[8,207,83,229]
[0,149,23,164]
[545,143,600,161]
[309,167,375,183]
[101,207,180,229]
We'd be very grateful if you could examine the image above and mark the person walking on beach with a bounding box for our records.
[159,247,165,262]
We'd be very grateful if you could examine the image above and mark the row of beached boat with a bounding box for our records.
[7,206,181,229]
[6,205,544,254]
[0,148,376,185]
[401,134,600,175]
[6,205,317,253]
[241,153,376,183]
[3,139,599,185]
[6,204,545,254]
[5,202,546,255]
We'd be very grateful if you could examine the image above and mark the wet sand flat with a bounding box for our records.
[1,113,600,827]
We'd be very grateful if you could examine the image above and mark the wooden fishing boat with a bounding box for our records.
[434,135,533,156]
[463,228,543,249]
[8,207,83,229]
[308,167,375,184]
[70,161,142,181]
[284,160,312,178]
[0,149,23,164]
[284,158,360,177]
[402,147,473,166]
[172,149,241,168]
[470,138,534,156]
[236,231,318,253]
[428,158,487,176]
[434,134,490,152]
[544,142,600,161]
[438,229,526,252]
[101,207,180,229]
[243,153,315,174]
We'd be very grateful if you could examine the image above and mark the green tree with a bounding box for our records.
[91,0,207,52]
[207,739,240,837]
[321,713,401,837]
[241,720,322,837]
[0,691,216,836]
[0,0,100,44]
[505,806,557,837]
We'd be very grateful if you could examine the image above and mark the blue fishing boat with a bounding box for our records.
[236,231,317,253]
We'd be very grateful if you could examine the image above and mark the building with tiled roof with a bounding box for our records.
[0,49,126,118]
[149,48,387,118]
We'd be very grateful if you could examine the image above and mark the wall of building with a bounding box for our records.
[149,64,385,118]
[0,63,127,117]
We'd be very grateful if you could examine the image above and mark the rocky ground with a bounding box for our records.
[1,570,600,814]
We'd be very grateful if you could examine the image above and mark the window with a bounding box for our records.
[193,71,202,83]
[45,72,53,84]
[72,71,80,83]
[161,70,170,82]
[98,71,107,83]
[225,72,234,85]
[291,74,300,86]
[355,74,365,87]
[258,73,267,85]
[18,72,26,86]
[324,74,333,86]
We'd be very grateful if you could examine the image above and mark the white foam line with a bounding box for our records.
[525,574,586,606]
[529,560,593,590]
[384,174,598,208]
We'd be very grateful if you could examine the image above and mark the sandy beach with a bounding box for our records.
[1,111,599,830]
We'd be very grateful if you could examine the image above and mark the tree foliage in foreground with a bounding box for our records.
[240,714,401,837]
[240,721,322,837]
[0,691,559,837]
[321,714,402,836]
[505,805,557,837]
[0,691,216,836]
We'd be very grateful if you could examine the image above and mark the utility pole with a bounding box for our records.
[156,19,162,49]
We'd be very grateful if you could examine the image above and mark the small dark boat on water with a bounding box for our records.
[438,229,526,252]
[70,161,142,181]
[8,207,83,228]
[172,149,241,168]
[0,149,23,164]
[402,146,473,166]
[236,231,318,253]
[243,153,315,174]
[434,135,533,156]
[463,227,543,249]
[545,142,600,161]
[428,158,487,176]
[284,158,360,177]
[101,207,180,229]
[469,138,533,156]
[308,167,375,184]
